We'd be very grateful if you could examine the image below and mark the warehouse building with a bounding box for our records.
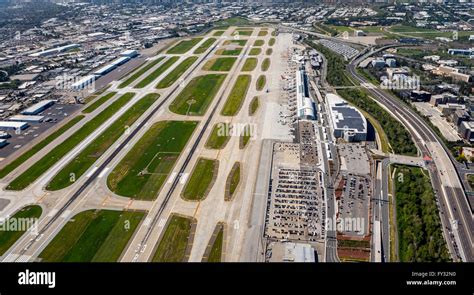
[120,50,139,58]
[21,100,55,115]
[71,75,96,90]
[326,93,367,142]
[0,121,29,131]
[296,68,316,120]
[9,115,44,123]
[29,44,80,57]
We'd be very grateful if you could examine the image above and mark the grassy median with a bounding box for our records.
[225,162,241,201]
[47,93,159,191]
[253,39,264,46]
[167,38,203,54]
[242,58,257,71]
[205,123,232,149]
[169,74,226,116]
[7,93,136,191]
[269,37,276,46]
[194,38,216,54]
[151,214,195,262]
[223,40,247,46]
[221,75,251,116]
[249,48,261,56]
[256,75,266,91]
[134,57,179,88]
[0,205,42,256]
[39,210,144,262]
[108,120,197,200]
[118,57,165,88]
[249,96,259,116]
[156,56,198,89]
[261,58,271,71]
[206,224,224,262]
[202,57,236,71]
[216,48,242,56]
[83,92,117,113]
[182,158,218,201]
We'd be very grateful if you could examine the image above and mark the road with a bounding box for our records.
[348,48,474,262]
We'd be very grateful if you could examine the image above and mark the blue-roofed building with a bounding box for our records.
[326,93,367,142]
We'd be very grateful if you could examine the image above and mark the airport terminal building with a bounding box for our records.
[326,93,367,142]
[296,68,316,120]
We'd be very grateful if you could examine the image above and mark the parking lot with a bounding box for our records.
[264,142,325,242]
[316,39,359,60]
[335,143,371,237]
[0,104,81,159]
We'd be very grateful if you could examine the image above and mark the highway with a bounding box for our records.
[348,49,474,262]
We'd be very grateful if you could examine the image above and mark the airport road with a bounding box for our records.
[348,51,474,262]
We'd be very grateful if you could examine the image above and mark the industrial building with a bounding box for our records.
[0,121,29,131]
[92,55,132,77]
[71,75,96,90]
[296,68,316,120]
[9,115,44,123]
[326,93,367,142]
[21,100,55,115]
[29,44,80,57]
[120,50,139,58]
[269,243,316,263]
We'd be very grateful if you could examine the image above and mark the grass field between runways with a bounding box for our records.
[202,57,237,71]
[156,56,198,89]
[205,123,232,149]
[118,57,165,88]
[221,75,251,116]
[39,210,145,262]
[107,120,198,200]
[181,157,219,201]
[134,57,179,88]
[169,74,226,116]
[242,58,257,71]
[151,214,195,262]
[0,205,42,256]
[167,38,203,54]
[193,38,216,54]
[47,93,159,191]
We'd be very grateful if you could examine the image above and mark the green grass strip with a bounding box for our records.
[82,92,117,113]
[156,56,198,89]
[107,120,198,200]
[0,206,42,256]
[182,158,218,201]
[194,38,216,54]
[39,210,144,262]
[118,57,165,88]
[221,75,251,116]
[134,56,179,89]
[169,74,226,116]
[151,214,193,262]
